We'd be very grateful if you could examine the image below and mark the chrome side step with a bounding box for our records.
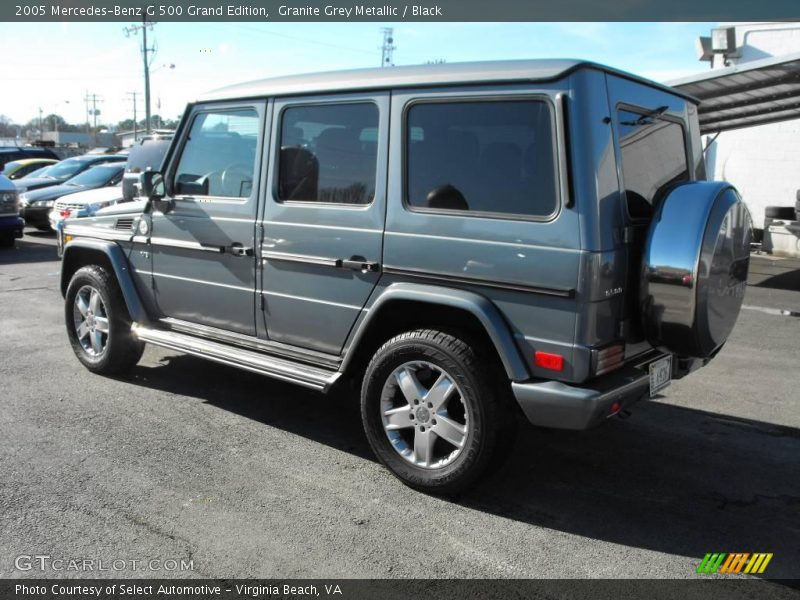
[132,324,342,392]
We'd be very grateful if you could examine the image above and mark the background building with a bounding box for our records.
[691,22,800,232]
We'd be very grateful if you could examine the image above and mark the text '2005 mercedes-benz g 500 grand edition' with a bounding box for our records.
[58,60,752,494]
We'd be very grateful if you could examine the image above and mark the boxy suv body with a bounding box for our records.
[58,60,752,494]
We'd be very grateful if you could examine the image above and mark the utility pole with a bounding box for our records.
[124,16,155,134]
[380,28,396,67]
[38,107,43,140]
[126,91,138,143]
[83,93,103,147]
[84,90,89,136]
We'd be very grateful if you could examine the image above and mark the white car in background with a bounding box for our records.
[49,136,172,231]
[48,184,124,230]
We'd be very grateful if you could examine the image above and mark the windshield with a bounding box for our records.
[126,140,170,172]
[46,159,88,179]
[24,165,52,179]
[66,164,122,187]
[1,161,22,177]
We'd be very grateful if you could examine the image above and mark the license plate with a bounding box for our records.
[649,355,672,397]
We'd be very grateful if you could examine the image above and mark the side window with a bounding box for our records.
[174,108,259,198]
[277,103,379,205]
[405,100,558,218]
[617,108,689,219]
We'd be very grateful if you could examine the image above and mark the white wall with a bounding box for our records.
[705,22,800,229]
[706,120,800,229]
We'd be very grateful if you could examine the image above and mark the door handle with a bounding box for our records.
[230,243,254,257]
[339,256,379,272]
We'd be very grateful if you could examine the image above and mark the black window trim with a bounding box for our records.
[170,104,262,204]
[401,93,563,223]
[272,98,381,209]
[615,101,691,224]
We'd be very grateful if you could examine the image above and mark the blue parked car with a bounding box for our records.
[0,174,24,248]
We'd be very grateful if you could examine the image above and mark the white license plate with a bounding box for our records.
[649,356,672,397]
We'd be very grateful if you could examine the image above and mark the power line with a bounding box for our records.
[230,24,377,58]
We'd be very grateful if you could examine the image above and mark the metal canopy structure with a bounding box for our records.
[669,52,800,134]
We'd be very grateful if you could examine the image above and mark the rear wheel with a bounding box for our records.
[361,329,515,496]
[65,265,144,374]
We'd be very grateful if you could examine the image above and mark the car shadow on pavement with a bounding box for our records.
[748,255,800,291]
[128,353,373,460]
[0,233,59,265]
[127,353,800,580]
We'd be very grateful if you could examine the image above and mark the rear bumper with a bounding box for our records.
[0,215,25,239]
[512,351,669,430]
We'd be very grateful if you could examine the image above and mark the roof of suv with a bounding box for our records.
[0,146,59,157]
[200,59,695,102]
[73,154,126,163]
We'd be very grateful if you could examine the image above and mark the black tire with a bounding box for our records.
[65,265,144,375]
[360,329,516,496]
[0,235,14,249]
[764,205,795,220]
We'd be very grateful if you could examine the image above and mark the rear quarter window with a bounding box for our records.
[405,99,559,219]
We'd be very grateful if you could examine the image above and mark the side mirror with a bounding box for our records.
[141,171,173,213]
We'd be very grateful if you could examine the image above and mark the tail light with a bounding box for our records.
[60,209,71,218]
[592,343,625,376]
[534,351,564,372]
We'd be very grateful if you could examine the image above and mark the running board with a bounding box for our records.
[132,324,342,392]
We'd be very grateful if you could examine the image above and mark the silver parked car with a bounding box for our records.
[58,60,752,494]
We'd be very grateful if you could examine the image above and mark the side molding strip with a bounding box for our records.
[382,266,575,298]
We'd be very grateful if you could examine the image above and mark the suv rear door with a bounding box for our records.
[605,76,696,346]
[259,92,389,355]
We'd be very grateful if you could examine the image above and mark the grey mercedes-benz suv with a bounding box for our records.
[58,60,752,494]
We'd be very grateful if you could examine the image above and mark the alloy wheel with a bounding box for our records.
[380,361,470,469]
[72,285,110,357]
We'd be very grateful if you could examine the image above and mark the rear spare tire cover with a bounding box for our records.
[640,181,752,358]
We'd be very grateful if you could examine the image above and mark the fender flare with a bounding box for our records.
[61,238,149,324]
[342,282,530,381]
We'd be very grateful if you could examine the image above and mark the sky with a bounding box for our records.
[0,22,718,128]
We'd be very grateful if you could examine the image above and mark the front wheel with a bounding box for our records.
[65,265,144,375]
[361,329,515,496]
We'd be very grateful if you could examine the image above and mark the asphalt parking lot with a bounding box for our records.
[1,230,798,586]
